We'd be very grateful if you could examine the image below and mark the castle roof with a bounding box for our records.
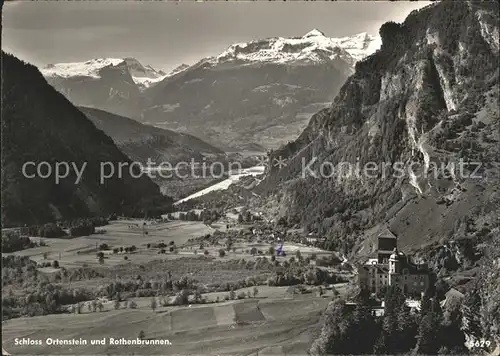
[378,228,397,239]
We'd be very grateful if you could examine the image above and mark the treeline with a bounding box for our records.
[167,209,221,224]
[310,285,471,355]
[266,266,346,287]
[2,256,97,320]
[237,209,263,224]
[1,253,351,320]
[25,216,110,239]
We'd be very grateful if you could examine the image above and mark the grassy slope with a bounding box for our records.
[2,296,331,355]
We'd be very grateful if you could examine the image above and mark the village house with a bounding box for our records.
[358,230,430,296]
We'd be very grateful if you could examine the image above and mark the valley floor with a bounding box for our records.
[2,217,345,356]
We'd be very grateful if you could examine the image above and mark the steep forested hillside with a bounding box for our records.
[79,106,224,164]
[1,52,172,227]
[259,1,499,258]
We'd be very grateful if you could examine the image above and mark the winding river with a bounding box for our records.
[174,165,266,205]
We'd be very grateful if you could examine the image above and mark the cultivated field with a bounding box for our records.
[2,293,332,355]
[2,220,215,268]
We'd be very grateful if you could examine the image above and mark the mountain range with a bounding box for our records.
[41,30,381,151]
[41,57,164,120]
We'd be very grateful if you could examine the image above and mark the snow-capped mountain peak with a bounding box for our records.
[166,63,190,77]
[41,58,125,79]
[212,31,381,66]
[41,57,167,89]
[302,29,326,38]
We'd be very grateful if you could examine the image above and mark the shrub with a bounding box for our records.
[38,224,66,238]
[1,231,37,253]
[69,224,95,238]
[52,260,59,268]
[252,287,259,298]
[219,249,226,258]
[99,243,109,250]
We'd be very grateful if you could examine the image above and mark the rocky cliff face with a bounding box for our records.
[1,53,171,227]
[260,1,499,256]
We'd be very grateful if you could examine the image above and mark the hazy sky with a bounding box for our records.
[3,1,430,72]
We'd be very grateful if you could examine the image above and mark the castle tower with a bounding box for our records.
[388,248,402,286]
[377,229,398,264]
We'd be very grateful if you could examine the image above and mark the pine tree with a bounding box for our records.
[396,303,418,352]
[414,297,444,354]
[381,285,406,353]
[440,299,468,354]
[348,303,379,354]
[309,299,346,355]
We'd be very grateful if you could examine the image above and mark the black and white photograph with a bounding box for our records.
[1,0,499,355]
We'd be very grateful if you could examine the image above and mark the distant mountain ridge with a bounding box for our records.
[40,57,166,120]
[209,30,381,66]
[42,57,167,90]
[40,31,380,151]
[79,106,224,165]
[141,30,380,151]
